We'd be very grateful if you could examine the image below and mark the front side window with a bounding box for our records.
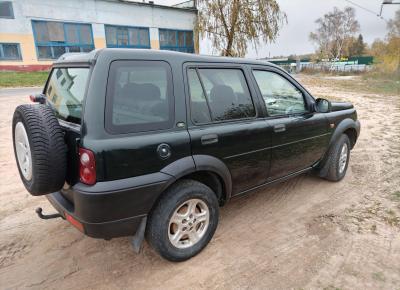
[46,68,90,124]
[187,68,256,123]
[32,20,94,59]
[105,25,150,48]
[0,43,22,60]
[253,70,307,116]
[106,61,174,134]
[159,29,194,53]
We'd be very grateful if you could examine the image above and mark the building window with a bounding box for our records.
[32,20,94,60]
[105,25,150,48]
[0,43,22,60]
[0,1,14,19]
[159,29,194,53]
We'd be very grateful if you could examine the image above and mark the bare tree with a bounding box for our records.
[386,9,400,75]
[368,9,400,76]
[387,9,400,37]
[196,0,286,57]
[309,7,360,60]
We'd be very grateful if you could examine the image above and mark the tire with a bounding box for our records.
[146,179,219,262]
[12,104,67,195]
[318,134,351,182]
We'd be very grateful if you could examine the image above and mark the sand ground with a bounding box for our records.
[0,75,399,289]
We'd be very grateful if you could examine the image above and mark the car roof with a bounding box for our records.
[54,48,278,68]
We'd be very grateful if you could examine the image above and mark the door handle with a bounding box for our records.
[273,124,286,133]
[201,134,218,145]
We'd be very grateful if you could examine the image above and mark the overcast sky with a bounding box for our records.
[160,0,398,58]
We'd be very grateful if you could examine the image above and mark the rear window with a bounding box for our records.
[46,67,90,124]
[105,60,174,134]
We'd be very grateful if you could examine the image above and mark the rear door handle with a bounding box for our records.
[273,124,286,133]
[201,134,218,145]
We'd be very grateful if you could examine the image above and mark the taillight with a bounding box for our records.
[29,94,46,104]
[79,147,96,185]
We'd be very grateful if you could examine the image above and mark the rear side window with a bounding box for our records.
[46,67,90,124]
[187,68,255,123]
[105,60,174,134]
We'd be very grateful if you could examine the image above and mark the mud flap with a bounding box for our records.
[129,217,147,253]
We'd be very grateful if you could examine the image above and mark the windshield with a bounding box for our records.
[45,67,90,124]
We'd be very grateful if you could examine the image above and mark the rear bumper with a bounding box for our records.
[47,192,145,239]
[46,172,172,239]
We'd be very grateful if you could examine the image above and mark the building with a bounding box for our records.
[0,0,198,70]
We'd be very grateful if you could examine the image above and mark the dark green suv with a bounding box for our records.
[12,49,360,261]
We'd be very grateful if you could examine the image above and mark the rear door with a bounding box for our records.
[251,67,330,180]
[185,63,273,195]
[99,60,191,181]
[44,66,91,185]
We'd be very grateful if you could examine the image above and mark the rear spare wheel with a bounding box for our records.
[12,104,67,195]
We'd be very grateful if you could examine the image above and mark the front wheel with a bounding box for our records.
[146,180,219,262]
[318,134,351,181]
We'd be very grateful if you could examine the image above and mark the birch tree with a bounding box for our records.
[309,7,359,60]
[196,0,286,57]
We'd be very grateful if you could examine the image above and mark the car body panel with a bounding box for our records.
[39,49,360,240]
[266,113,331,179]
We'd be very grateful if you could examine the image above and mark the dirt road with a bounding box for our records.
[1,75,399,289]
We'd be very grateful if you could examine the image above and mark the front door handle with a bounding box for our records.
[201,134,218,145]
[273,124,286,133]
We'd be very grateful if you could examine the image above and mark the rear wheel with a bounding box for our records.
[318,134,351,181]
[146,179,219,262]
[12,104,67,195]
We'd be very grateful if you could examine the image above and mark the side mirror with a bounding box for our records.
[315,98,331,113]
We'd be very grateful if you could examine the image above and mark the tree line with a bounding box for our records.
[309,6,400,73]
[369,9,400,75]
[195,1,399,75]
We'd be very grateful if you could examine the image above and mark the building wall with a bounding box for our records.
[0,0,197,70]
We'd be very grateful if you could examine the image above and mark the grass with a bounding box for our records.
[372,272,386,282]
[360,73,400,96]
[299,71,400,96]
[323,286,342,290]
[0,71,49,88]
[392,191,400,200]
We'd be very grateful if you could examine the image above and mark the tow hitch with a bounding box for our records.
[35,207,64,220]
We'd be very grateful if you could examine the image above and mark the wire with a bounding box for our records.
[343,0,388,22]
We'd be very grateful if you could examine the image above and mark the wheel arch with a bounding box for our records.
[329,118,360,150]
[159,155,232,206]
[343,127,357,149]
